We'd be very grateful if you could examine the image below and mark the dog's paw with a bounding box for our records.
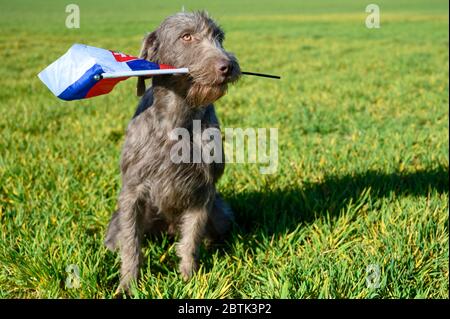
[104,236,119,252]
[104,210,121,252]
[114,281,138,298]
[113,288,126,299]
[179,260,198,281]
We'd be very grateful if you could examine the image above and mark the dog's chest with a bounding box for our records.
[139,126,221,212]
[122,102,224,213]
[155,132,219,208]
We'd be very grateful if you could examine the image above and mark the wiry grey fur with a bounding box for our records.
[104,11,240,294]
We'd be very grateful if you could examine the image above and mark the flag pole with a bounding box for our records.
[94,68,190,80]
[93,69,280,80]
[241,71,281,79]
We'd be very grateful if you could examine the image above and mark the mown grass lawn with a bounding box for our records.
[0,0,448,298]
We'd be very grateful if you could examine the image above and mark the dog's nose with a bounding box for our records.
[218,60,232,76]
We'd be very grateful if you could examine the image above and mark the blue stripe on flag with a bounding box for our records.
[126,59,160,71]
[58,64,104,101]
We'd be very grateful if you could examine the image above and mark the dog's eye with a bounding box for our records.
[181,34,192,42]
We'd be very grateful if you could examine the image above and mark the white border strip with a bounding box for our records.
[100,68,189,79]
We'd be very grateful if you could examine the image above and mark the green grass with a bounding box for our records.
[0,0,448,298]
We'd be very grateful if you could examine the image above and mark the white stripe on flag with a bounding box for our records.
[38,44,96,96]
[38,44,133,96]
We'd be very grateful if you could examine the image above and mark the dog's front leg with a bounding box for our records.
[176,206,209,280]
[117,186,144,294]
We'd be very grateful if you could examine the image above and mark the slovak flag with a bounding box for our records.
[38,44,188,101]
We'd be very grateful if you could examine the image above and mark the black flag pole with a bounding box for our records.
[93,70,281,81]
[241,71,281,79]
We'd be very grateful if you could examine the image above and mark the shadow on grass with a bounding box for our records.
[141,166,448,278]
[225,166,449,236]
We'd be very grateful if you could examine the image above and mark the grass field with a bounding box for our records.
[0,0,448,298]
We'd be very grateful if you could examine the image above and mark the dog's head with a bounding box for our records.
[137,11,241,106]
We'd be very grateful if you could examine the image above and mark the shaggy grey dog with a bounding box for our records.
[104,11,240,293]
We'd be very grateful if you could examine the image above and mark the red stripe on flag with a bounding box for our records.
[110,51,138,62]
[159,64,175,69]
[85,77,128,98]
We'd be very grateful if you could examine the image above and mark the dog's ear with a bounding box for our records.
[137,31,158,97]
[139,31,159,61]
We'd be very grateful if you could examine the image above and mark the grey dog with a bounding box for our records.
[104,11,241,293]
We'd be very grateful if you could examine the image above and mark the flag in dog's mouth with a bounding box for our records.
[38,44,281,101]
[38,44,188,101]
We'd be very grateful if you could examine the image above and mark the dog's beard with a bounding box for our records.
[186,82,228,106]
